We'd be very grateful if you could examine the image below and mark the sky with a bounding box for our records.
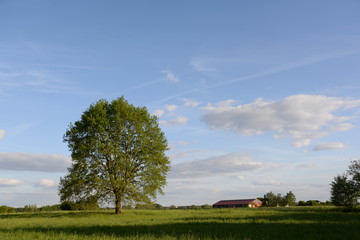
[1,0,360,207]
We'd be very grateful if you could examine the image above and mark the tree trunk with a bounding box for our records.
[115,198,122,214]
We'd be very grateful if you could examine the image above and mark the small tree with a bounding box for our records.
[59,97,170,214]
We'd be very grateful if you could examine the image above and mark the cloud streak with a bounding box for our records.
[313,142,349,151]
[170,152,264,179]
[0,178,23,187]
[33,179,57,188]
[0,152,71,172]
[213,49,360,88]
[160,116,188,126]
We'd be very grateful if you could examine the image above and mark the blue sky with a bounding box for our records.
[1,0,360,207]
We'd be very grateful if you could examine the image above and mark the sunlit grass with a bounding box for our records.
[0,207,359,239]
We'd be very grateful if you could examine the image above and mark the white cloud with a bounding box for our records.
[0,178,23,187]
[252,179,282,186]
[34,179,56,188]
[313,142,349,151]
[0,152,71,172]
[176,140,189,146]
[170,152,264,179]
[161,69,180,83]
[160,116,188,126]
[153,109,165,117]
[164,104,178,112]
[202,95,360,147]
[154,104,178,118]
[180,98,201,107]
[0,129,5,140]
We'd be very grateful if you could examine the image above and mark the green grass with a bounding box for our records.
[0,207,359,239]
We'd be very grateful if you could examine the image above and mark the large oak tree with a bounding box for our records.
[59,97,170,214]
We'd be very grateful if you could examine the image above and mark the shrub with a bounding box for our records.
[60,198,100,211]
[60,201,78,210]
[0,205,15,213]
[298,201,307,206]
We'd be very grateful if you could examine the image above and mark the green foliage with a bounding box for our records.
[60,201,77,210]
[305,200,321,206]
[331,175,358,208]
[60,198,99,211]
[201,204,212,209]
[23,204,38,212]
[284,191,296,206]
[59,97,170,214]
[330,160,360,208]
[263,191,297,207]
[39,204,61,211]
[134,203,163,210]
[0,205,15,213]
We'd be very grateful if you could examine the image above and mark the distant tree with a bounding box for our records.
[284,191,296,206]
[59,97,170,214]
[23,204,38,212]
[39,204,61,211]
[330,160,360,208]
[305,200,321,206]
[264,192,283,207]
[0,205,15,213]
[263,191,296,207]
[298,200,307,206]
[202,204,212,209]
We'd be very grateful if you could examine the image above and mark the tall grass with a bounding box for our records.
[0,207,359,239]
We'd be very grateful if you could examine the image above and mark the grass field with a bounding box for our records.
[0,207,359,240]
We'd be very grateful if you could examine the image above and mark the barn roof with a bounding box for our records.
[213,199,259,206]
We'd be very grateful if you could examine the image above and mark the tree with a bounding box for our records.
[347,159,360,184]
[284,191,296,206]
[263,191,296,207]
[59,97,170,214]
[330,175,358,208]
[330,160,360,208]
[264,192,282,207]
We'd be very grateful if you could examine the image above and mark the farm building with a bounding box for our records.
[213,199,263,208]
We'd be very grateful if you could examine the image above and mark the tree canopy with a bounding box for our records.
[58,97,170,214]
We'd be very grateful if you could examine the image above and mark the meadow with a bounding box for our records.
[0,207,359,240]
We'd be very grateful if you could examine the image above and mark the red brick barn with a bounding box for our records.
[212,199,263,208]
